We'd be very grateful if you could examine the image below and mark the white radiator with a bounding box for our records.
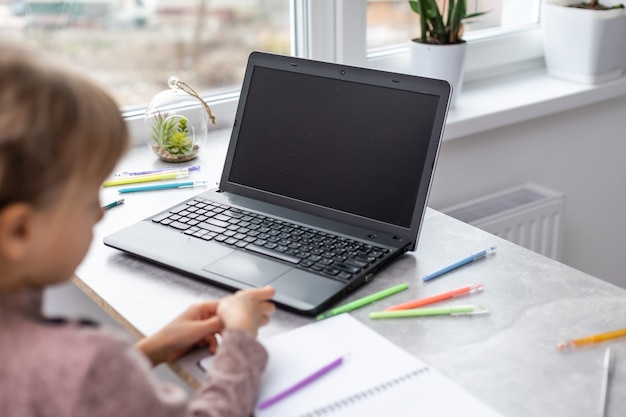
[441,183,565,261]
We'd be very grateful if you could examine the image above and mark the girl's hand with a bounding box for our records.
[218,286,276,335]
[136,286,276,366]
[136,300,223,366]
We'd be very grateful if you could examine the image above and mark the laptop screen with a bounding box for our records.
[226,65,442,229]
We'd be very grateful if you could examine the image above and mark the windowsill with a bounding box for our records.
[124,62,626,146]
[444,64,626,141]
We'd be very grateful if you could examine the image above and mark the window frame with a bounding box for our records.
[308,1,544,81]
[124,0,545,145]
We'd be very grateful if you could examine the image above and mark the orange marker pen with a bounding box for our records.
[385,283,484,311]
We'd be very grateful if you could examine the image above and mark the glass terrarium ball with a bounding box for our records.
[144,79,209,163]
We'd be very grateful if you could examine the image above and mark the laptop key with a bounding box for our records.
[355,254,377,263]
[207,218,229,228]
[169,221,192,231]
[214,214,230,222]
[323,266,340,276]
[151,212,171,223]
[198,222,226,234]
[338,271,353,280]
[246,244,300,264]
[332,262,360,274]
[345,258,368,268]
[169,205,189,214]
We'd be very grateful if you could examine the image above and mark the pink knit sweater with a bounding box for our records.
[0,288,268,417]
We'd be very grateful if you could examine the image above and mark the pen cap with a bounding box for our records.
[145,76,215,163]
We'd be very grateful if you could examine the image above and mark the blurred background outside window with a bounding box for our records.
[0,0,291,108]
[0,0,540,108]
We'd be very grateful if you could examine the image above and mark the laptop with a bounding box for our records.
[104,51,451,315]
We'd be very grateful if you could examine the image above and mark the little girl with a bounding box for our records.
[0,41,275,417]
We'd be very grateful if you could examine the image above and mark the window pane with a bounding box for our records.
[367,0,540,50]
[1,0,291,107]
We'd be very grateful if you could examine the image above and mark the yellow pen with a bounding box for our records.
[102,168,189,187]
[556,327,626,351]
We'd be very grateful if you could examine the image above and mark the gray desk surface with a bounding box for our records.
[77,130,626,417]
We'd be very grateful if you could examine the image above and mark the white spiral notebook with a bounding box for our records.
[199,314,503,417]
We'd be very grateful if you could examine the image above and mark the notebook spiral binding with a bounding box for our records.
[298,366,430,417]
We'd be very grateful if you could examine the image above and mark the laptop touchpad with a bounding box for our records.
[202,252,288,287]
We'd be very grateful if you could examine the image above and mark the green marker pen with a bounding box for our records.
[369,305,490,319]
[317,283,409,320]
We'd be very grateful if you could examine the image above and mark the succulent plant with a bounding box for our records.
[150,112,193,156]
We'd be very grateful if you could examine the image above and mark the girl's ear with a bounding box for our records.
[0,203,35,262]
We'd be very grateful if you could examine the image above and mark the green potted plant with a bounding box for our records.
[408,0,487,105]
[542,0,626,84]
[409,0,487,44]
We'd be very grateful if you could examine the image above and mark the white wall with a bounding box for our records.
[428,94,626,288]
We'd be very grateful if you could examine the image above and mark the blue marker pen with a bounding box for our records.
[422,246,497,282]
[118,180,209,194]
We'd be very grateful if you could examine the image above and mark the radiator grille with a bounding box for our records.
[441,184,565,260]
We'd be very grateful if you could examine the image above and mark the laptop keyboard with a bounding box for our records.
[150,197,390,281]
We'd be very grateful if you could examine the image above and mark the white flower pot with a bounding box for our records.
[409,40,466,106]
[542,1,626,84]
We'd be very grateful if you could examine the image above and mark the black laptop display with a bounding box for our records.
[104,52,451,315]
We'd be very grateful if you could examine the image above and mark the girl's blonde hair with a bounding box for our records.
[0,42,129,209]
